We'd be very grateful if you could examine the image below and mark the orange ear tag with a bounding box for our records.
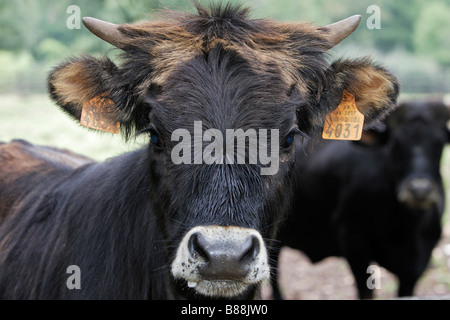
[80,95,120,134]
[322,90,364,141]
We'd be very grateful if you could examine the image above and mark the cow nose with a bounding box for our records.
[172,226,270,297]
[188,232,260,280]
[408,178,433,200]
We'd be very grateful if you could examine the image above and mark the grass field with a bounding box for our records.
[0,94,147,161]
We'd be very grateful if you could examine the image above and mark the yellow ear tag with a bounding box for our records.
[80,95,120,134]
[322,90,364,140]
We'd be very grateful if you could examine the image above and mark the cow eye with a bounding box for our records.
[149,129,165,148]
[150,131,160,145]
[283,128,309,149]
[284,133,295,148]
[139,124,164,148]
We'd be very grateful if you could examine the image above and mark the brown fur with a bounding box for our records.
[332,58,399,117]
[51,60,102,113]
[0,140,93,222]
[120,11,331,94]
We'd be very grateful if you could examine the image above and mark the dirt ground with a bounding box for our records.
[261,223,450,300]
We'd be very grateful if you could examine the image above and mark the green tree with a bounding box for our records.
[414,1,450,66]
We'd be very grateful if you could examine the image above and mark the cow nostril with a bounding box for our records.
[240,235,260,263]
[188,233,209,261]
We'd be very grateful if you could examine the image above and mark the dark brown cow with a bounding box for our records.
[0,3,399,299]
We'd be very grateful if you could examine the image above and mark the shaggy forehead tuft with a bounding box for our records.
[118,3,332,90]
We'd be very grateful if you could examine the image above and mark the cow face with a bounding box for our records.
[386,100,450,211]
[47,4,399,298]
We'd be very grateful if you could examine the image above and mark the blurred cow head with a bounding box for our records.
[387,100,450,211]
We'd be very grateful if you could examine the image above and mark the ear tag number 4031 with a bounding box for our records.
[322,90,364,141]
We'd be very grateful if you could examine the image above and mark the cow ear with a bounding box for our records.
[48,56,124,134]
[330,58,400,129]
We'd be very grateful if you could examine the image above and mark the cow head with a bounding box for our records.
[47,3,399,299]
[357,99,450,211]
[386,100,450,211]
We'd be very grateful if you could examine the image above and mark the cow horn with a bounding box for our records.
[82,17,127,49]
[323,15,362,48]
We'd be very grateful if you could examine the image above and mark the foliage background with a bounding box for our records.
[1,0,450,95]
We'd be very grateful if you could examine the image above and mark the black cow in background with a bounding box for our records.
[272,99,449,299]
